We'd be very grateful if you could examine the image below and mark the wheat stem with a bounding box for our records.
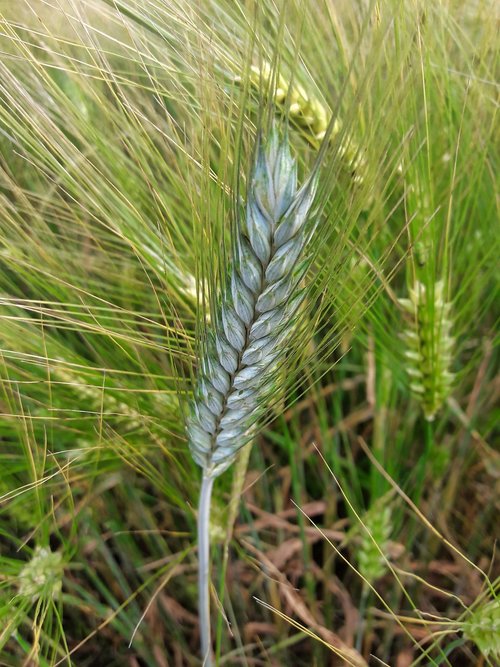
[198,473,215,666]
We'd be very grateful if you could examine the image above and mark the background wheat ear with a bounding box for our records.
[187,125,319,664]
[245,61,367,185]
[462,594,500,662]
[399,278,454,421]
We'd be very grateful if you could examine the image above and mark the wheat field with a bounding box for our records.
[0,1,498,666]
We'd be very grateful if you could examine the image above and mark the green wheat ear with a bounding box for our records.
[51,364,176,448]
[249,63,331,140]
[357,504,392,586]
[399,279,455,421]
[244,62,366,184]
[187,127,319,665]
[18,547,64,603]
[463,597,500,661]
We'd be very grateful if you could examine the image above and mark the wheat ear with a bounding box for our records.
[399,279,454,420]
[187,128,317,664]
[244,62,367,184]
[463,596,500,661]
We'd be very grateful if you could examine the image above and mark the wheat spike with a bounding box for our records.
[249,63,331,140]
[51,364,174,448]
[463,597,500,661]
[187,129,317,479]
[18,547,64,602]
[399,279,454,420]
[357,504,392,585]
[188,128,318,665]
[244,62,367,184]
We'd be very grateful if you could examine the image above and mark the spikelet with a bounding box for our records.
[187,129,317,479]
[463,597,500,661]
[399,279,454,420]
[357,505,392,585]
[245,63,366,184]
[18,547,64,602]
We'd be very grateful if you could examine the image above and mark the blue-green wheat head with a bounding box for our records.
[187,128,318,478]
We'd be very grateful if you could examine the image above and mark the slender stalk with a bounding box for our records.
[198,473,215,666]
[355,585,369,653]
[416,418,433,504]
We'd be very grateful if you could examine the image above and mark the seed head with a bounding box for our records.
[463,597,500,661]
[187,129,317,478]
[400,279,454,420]
[244,62,367,184]
[18,546,64,602]
[357,505,392,585]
